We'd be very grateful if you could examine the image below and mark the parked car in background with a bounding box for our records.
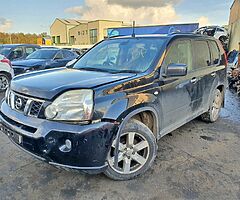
[194,26,229,50]
[0,44,41,61]
[0,34,227,180]
[227,50,239,77]
[62,48,82,56]
[0,54,14,92]
[12,49,78,75]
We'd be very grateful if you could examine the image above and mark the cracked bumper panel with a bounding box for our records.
[0,101,118,172]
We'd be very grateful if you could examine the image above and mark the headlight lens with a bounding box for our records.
[45,89,93,121]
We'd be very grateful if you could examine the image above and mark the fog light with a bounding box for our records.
[45,105,58,119]
[59,139,72,153]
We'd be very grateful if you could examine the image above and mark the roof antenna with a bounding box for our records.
[132,21,136,37]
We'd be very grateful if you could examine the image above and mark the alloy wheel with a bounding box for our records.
[0,75,9,91]
[107,132,150,174]
[211,91,222,121]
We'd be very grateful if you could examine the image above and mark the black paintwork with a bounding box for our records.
[0,34,227,172]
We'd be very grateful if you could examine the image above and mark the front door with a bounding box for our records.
[158,39,197,135]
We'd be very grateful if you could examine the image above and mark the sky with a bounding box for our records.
[0,0,234,34]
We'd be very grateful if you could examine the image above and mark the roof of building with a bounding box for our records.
[230,0,240,9]
[57,18,89,25]
[68,19,125,31]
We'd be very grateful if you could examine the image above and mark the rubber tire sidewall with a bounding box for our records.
[104,119,157,181]
[0,72,11,92]
[201,89,223,123]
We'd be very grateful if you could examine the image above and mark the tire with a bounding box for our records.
[104,119,157,180]
[201,89,223,123]
[0,73,11,92]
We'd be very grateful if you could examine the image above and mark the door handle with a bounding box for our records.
[191,78,197,84]
[211,72,216,77]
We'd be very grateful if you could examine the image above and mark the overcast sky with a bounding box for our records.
[0,0,233,33]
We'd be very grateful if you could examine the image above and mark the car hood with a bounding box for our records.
[11,68,136,100]
[12,59,48,68]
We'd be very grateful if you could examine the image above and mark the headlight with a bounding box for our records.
[45,89,93,121]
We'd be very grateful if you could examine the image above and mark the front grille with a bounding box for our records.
[29,101,43,117]
[6,90,44,118]
[13,67,25,75]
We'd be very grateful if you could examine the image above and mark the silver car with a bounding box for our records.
[0,54,14,92]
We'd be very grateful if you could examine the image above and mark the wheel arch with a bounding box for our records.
[116,106,160,141]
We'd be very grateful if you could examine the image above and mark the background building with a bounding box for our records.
[50,18,89,45]
[50,19,127,46]
[69,20,127,45]
[229,0,240,51]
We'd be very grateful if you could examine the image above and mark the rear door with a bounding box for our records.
[190,40,212,113]
[191,39,224,113]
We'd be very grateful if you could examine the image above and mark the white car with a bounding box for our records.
[0,54,14,92]
[194,26,229,49]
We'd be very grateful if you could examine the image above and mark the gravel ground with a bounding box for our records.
[0,90,240,200]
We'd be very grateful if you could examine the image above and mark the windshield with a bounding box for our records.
[0,47,11,57]
[73,38,166,73]
[27,49,58,59]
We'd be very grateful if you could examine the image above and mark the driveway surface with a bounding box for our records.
[0,90,240,200]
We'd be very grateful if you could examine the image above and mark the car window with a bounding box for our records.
[0,47,11,57]
[74,38,165,73]
[163,40,193,71]
[209,41,220,65]
[86,43,120,66]
[62,50,74,58]
[54,51,63,59]
[25,47,35,56]
[10,47,24,60]
[193,40,211,69]
[217,28,224,32]
[26,49,58,59]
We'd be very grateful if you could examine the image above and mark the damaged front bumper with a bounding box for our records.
[0,100,118,174]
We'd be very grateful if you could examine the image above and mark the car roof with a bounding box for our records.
[38,48,59,51]
[0,44,40,48]
[108,33,215,40]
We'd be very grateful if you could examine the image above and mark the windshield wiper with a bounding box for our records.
[116,69,140,73]
[76,67,115,73]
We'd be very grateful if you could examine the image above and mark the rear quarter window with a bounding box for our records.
[209,41,220,65]
[62,50,75,58]
[193,40,211,69]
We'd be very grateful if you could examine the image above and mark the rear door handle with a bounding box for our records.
[211,72,216,77]
[191,77,197,84]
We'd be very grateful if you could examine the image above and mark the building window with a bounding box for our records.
[52,36,55,44]
[90,29,97,44]
[86,30,88,35]
[70,36,75,45]
[56,36,60,44]
[78,31,81,36]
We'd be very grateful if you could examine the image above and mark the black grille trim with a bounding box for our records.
[6,90,44,118]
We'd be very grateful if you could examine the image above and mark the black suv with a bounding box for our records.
[0,34,227,180]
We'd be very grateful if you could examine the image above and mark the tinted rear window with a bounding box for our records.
[193,40,211,69]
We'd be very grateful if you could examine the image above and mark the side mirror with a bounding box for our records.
[166,63,187,77]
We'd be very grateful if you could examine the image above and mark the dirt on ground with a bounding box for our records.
[0,90,240,200]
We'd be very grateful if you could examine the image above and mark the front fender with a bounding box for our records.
[102,93,158,121]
